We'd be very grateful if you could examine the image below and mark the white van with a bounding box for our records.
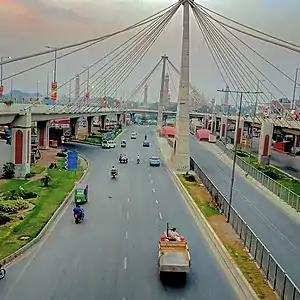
[131,132,137,139]
[102,140,116,149]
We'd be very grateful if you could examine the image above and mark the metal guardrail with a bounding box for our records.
[216,141,300,212]
[166,137,300,300]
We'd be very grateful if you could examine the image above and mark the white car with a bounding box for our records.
[102,140,116,149]
[131,132,137,139]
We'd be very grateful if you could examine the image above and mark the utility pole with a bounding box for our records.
[217,89,263,223]
[292,68,299,110]
[249,79,264,162]
[157,54,167,130]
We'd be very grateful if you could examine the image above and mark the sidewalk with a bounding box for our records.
[156,135,173,166]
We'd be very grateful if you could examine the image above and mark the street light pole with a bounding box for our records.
[1,56,12,98]
[217,89,263,223]
[36,80,40,100]
[292,68,299,110]
[249,79,265,162]
[10,79,13,99]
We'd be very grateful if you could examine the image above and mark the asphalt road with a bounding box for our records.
[227,131,300,179]
[191,137,300,287]
[0,126,248,300]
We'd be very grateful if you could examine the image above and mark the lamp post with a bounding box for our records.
[292,68,299,110]
[0,56,12,98]
[217,89,263,223]
[36,80,41,100]
[46,70,54,98]
[10,78,13,100]
[249,79,265,162]
[46,46,58,104]
[82,66,90,103]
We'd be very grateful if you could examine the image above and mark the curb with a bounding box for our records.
[155,135,258,300]
[0,154,90,267]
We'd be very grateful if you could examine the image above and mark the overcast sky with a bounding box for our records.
[0,0,300,106]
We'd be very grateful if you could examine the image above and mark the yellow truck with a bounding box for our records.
[158,224,191,283]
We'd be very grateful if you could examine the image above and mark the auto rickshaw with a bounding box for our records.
[74,183,88,204]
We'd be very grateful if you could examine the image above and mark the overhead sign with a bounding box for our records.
[65,151,78,170]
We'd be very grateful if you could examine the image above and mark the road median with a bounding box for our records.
[0,154,89,266]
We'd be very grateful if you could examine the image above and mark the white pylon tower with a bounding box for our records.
[157,54,168,131]
[172,0,191,172]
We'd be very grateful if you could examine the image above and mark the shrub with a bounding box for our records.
[41,174,51,187]
[0,199,29,213]
[0,212,11,225]
[184,172,196,182]
[25,171,36,178]
[21,191,38,200]
[57,151,67,157]
[2,162,15,179]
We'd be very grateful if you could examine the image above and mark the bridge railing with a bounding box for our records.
[165,136,300,299]
[216,140,300,212]
[190,157,300,300]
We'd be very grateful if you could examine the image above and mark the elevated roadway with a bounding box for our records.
[0,126,253,300]
[0,104,123,124]
[190,137,300,287]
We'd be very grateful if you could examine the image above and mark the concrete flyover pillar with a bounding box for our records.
[116,114,121,124]
[162,114,167,126]
[122,114,126,125]
[70,118,79,139]
[11,112,31,178]
[87,116,93,134]
[204,114,209,129]
[258,122,273,164]
[210,115,217,135]
[37,121,50,150]
[220,117,228,141]
[234,119,244,146]
[101,115,106,129]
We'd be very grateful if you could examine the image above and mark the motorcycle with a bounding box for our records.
[0,268,6,280]
[111,169,118,179]
[137,158,140,164]
[74,213,84,224]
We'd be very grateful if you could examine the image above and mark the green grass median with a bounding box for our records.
[235,149,300,195]
[0,159,85,260]
[178,173,276,299]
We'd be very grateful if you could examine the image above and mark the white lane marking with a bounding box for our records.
[125,231,128,239]
[159,212,163,219]
[149,173,152,177]
[155,199,159,204]
[126,211,129,219]
[124,257,127,270]
[152,188,156,193]
[150,180,153,184]
[127,197,130,203]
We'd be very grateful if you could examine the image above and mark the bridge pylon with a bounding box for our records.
[172,0,190,172]
[157,55,168,131]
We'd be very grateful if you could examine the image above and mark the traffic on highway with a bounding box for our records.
[0,126,253,300]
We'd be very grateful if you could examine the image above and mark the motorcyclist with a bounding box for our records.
[73,203,84,220]
[144,134,147,140]
[136,154,140,163]
[111,165,117,173]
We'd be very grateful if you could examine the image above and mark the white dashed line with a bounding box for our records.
[127,198,130,203]
[126,211,129,219]
[150,180,153,184]
[149,173,152,177]
[155,199,159,204]
[159,212,163,219]
[124,257,127,270]
[152,188,156,193]
[125,231,128,239]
